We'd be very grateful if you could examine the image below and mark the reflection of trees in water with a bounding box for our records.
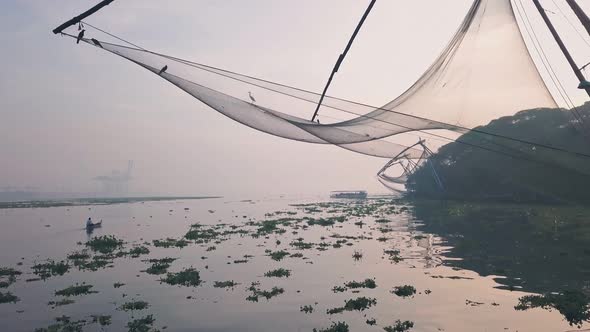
[411,199,590,325]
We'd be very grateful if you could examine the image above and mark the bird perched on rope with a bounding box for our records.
[158,65,168,75]
[76,29,85,44]
[91,38,103,48]
[248,91,256,104]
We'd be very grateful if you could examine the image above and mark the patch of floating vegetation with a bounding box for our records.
[32,260,70,279]
[143,257,177,275]
[127,314,157,332]
[392,285,416,298]
[246,282,284,302]
[48,298,75,307]
[119,300,150,312]
[332,286,347,293]
[233,259,249,264]
[255,218,294,235]
[34,315,87,332]
[75,255,114,271]
[160,268,201,287]
[312,321,349,332]
[300,304,314,313]
[375,218,391,224]
[55,283,97,297]
[264,268,291,278]
[515,291,590,327]
[267,250,290,261]
[91,315,112,327]
[153,238,189,248]
[128,246,150,258]
[67,251,91,261]
[0,267,21,288]
[0,291,19,304]
[366,318,377,326]
[384,249,403,263]
[352,250,363,261]
[184,224,220,243]
[214,281,239,289]
[304,216,346,227]
[86,235,124,254]
[344,278,376,289]
[327,297,377,314]
[384,320,415,332]
[290,239,314,250]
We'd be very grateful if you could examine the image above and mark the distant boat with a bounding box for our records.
[330,191,368,200]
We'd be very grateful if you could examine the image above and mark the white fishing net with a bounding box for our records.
[69,0,559,162]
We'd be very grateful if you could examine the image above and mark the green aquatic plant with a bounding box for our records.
[160,268,201,287]
[0,267,22,277]
[246,282,284,302]
[0,291,19,304]
[114,282,126,288]
[55,284,97,297]
[119,300,150,312]
[366,318,377,326]
[143,257,177,275]
[384,249,403,263]
[91,315,112,327]
[48,298,75,307]
[332,286,347,293]
[264,268,291,278]
[128,246,150,258]
[267,250,289,261]
[312,321,349,332]
[375,218,391,224]
[126,314,157,332]
[214,280,239,288]
[86,235,124,254]
[392,285,416,298]
[383,320,414,332]
[32,260,70,279]
[515,291,590,327]
[300,304,314,313]
[34,316,86,332]
[152,238,189,248]
[67,251,91,261]
[184,225,220,242]
[328,297,377,314]
[344,278,377,289]
[352,250,363,261]
[76,255,113,271]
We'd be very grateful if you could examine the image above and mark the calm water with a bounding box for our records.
[0,196,587,331]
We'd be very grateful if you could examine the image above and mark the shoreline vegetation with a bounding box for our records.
[407,104,590,204]
[0,196,221,209]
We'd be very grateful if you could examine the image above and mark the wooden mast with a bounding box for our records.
[565,0,590,38]
[532,0,590,97]
[53,0,115,34]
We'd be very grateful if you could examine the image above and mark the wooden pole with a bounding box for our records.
[565,0,590,38]
[311,0,377,122]
[532,0,590,97]
[53,0,115,34]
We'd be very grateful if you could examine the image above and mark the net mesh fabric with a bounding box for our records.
[74,0,557,161]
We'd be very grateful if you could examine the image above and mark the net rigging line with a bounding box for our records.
[550,0,590,50]
[69,20,590,166]
[518,0,588,135]
[514,0,588,133]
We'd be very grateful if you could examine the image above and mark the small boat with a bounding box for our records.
[330,191,368,200]
[86,220,102,231]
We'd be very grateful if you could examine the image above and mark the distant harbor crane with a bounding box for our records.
[93,160,134,196]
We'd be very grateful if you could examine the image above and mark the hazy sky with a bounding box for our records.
[1,0,589,197]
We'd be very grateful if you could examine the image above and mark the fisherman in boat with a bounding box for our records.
[85,217,101,230]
